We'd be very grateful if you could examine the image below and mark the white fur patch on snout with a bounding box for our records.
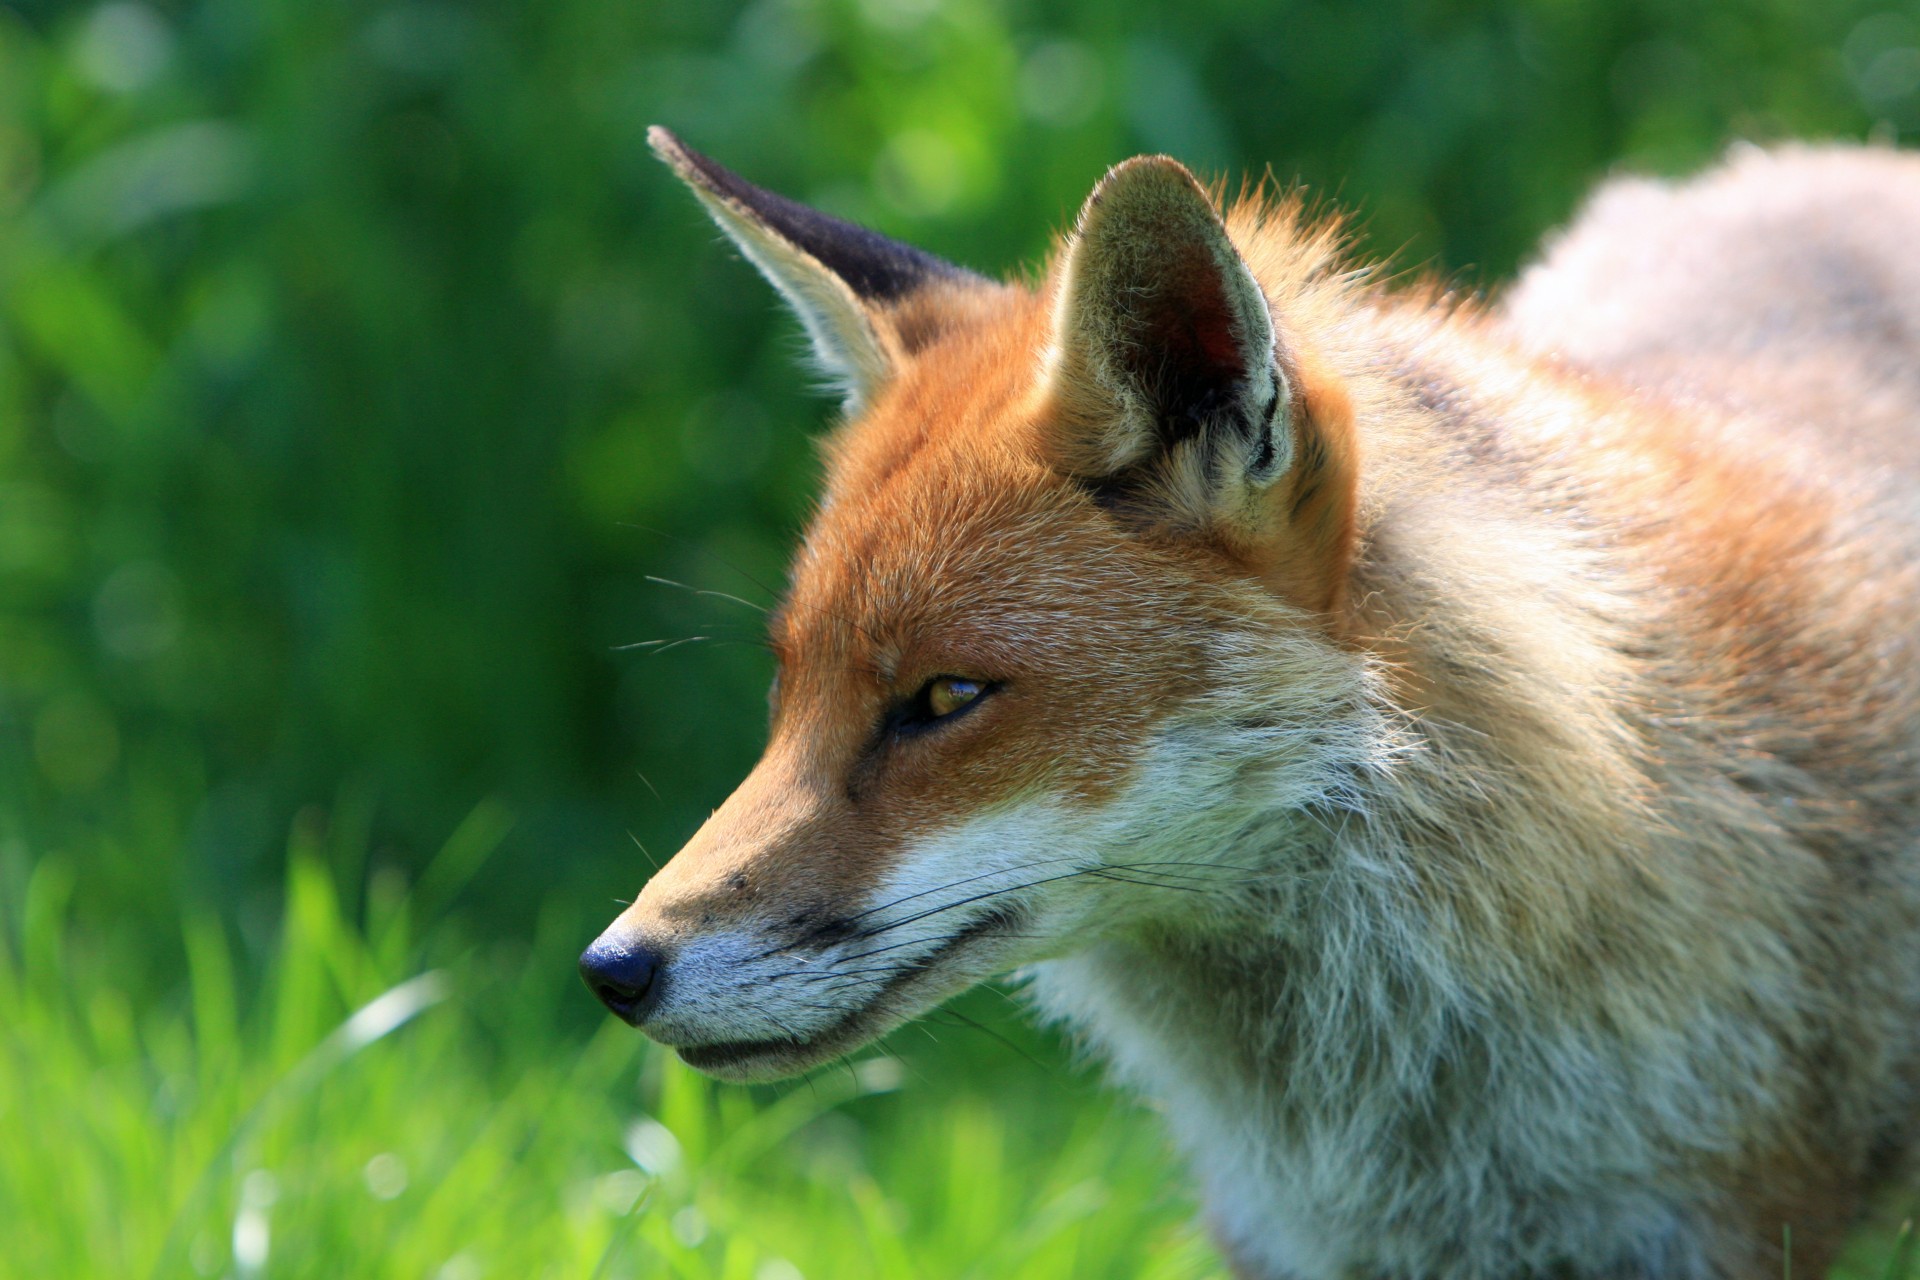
[640,797,1124,1053]
[641,930,855,1047]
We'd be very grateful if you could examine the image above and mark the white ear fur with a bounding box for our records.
[684,192,892,409]
[650,127,980,414]
[1210,247,1292,484]
[1047,156,1292,491]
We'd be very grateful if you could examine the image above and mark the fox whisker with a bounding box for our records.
[642,574,770,616]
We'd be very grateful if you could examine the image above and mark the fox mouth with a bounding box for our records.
[672,906,1023,1079]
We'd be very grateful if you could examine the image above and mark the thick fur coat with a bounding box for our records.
[583,137,1920,1279]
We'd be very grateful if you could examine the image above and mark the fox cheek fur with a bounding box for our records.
[584,132,1920,1280]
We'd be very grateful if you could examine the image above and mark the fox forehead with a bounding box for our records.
[771,300,1229,707]
[813,281,1052,508]
[771,468,1219,784]
[752,324,1247,826]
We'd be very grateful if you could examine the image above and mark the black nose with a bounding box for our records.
[579,935,663,1026]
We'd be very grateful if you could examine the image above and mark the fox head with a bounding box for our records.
[581,129,1377,1081]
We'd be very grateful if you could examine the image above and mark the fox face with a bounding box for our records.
[581,131,1372,1081]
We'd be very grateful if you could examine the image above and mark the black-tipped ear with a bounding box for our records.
[650,127,985,410]
[1044,155,1291,490]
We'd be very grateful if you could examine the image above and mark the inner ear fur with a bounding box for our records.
[1042,155,1359,616]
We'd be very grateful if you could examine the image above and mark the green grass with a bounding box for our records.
[0,814,1220,1280]
[6,812,1919,1280]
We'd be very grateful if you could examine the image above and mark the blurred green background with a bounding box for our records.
[4,0,1919,1276]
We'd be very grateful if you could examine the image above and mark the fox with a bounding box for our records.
[582,129,1920,1280]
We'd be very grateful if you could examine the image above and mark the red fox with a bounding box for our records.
[583,130,1920,1279]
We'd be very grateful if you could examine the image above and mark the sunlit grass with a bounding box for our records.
[0,812,1220,1280]
[6,808,1919,1279]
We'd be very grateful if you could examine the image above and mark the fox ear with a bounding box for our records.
[1043,156,1356,612]
[1046,156,1291,485]
[650,127,985,412]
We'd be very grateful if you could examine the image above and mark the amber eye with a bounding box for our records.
[924,676,984,720]
[887,675,996,740]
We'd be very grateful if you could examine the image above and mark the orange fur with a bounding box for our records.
[590,136,1920,1280]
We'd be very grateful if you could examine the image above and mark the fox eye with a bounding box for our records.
[924,676,984,719]
[885,675,997,740]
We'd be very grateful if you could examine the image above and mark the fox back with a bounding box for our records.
[583,135,1920,1280]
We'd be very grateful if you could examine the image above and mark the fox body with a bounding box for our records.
[584,135,1920,1279]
